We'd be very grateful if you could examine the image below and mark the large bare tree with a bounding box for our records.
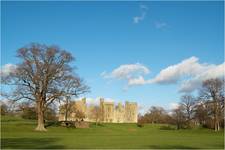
[1,43,89,131]
[199,78,224,131]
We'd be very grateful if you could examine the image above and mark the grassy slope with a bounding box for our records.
[1,115,224,149]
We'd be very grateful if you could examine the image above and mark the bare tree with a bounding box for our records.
[145,106,167,124]
[1,43,89,131]
[199,78,224,131]
[62,77,89,121]
[63,99,73,121]
[172,105,186,130]
[180,94,196,126]
[194,101,208,126]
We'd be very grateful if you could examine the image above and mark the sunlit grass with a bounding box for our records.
[1,115,224,149]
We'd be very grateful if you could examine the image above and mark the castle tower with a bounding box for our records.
[114,102,125,123]
[125,101,138,123]
[99,98,114,123]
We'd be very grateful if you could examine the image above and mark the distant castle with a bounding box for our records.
[58,98,138,123]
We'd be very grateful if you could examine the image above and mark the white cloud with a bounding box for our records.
[169,102,179,110]
[101,63,150,79]
[179,79,202,93]
[101,63,150,86]
[0,64,17,77]
[150,57,224,92]
[133,4,148,24]
[128,76,146,86]
[150,56,212,84]
[101,56,224,93]
[179,62,225,93]
[133,13,146,24]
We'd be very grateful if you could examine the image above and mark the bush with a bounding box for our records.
[60,121,74,127]
[137,122,144,128]
[1,104,8,116]
[21,107,37,120]
[137,115,146,128]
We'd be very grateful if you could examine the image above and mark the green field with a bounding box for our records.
[1,116,224,149]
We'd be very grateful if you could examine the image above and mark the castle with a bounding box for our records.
[58,98,138,123]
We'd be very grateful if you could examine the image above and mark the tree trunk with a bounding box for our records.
[65,102,68,122]
[217,122,220,131]
[214,119,220,132]
[214,101,220,132]
[35,101,47,131]
[95,118,98,125]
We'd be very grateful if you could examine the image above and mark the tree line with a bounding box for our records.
[138,78,224,131]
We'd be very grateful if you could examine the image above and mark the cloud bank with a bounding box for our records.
[101,56,224,93]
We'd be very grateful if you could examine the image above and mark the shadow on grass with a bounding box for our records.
[149,145,198,149]
[1,138,64,149]
[45,121,60,128]
[159,125,176,130]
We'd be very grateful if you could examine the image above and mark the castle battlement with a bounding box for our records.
[59,98,138,123]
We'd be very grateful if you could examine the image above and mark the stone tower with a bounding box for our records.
[99,98,114,123]
[125,101,138,123]
[114,102,125,123]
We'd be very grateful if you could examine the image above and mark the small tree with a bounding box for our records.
[172,106,186,130]
[180,94,196,127]
[62,77,89,121]
[59,101,74,121]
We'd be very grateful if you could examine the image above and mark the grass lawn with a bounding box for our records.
[1,115,224,149]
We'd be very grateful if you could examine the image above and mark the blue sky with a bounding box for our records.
[1,1,224,112]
